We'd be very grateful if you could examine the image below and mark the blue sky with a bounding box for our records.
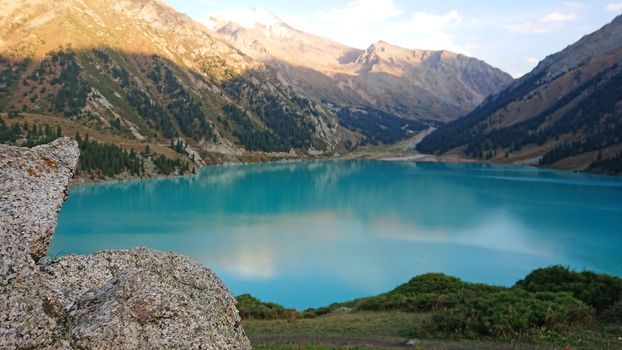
[164,0,622,77]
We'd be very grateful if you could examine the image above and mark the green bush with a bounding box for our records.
[236,294,298,320]
[515,265,622,314]
[601,302,622,325]
[426,289,593,340]
[238,266,622,343]
[354,273,503,312]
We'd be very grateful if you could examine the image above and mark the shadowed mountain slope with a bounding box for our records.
[418,14,622,174]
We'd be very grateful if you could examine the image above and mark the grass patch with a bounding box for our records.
[244,311,421,339]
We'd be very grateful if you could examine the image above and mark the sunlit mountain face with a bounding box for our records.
[0,0,511,167]
[206,7,513,123]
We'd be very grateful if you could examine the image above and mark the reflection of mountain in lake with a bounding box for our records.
[53,161,622,308]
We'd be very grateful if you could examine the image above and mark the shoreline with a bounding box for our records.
[69,155,318,188]
[72,150,622,188]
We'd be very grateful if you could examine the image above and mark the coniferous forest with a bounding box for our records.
[337,107,428,145]
[0,117,191,179]
[418,65,622,175]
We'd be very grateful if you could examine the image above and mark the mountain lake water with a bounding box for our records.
[50,160,622,309]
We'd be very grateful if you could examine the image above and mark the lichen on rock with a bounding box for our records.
[0,139,251,349]
[1,138,80,261]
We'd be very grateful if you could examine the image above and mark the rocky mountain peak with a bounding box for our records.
[359,41,452,66]
[358,41,408,65]
[356,41,445,72]
[207,7,293,38]
[368,40,391,51]
[207,10,512,122]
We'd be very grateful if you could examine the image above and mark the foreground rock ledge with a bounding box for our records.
[0,139,251,349]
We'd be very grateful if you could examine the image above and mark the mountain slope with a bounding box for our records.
[418,15,622,175]
[0,0,338,164]
[207,7,359,74]
[348,41,513,122]
[207,9,513,123]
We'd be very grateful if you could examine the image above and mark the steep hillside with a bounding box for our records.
[208,8,513,124]
[349,41,513,122]
[0,0,338,168]
[418,15,622,175]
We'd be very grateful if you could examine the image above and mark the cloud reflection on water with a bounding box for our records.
[53,160,622,308]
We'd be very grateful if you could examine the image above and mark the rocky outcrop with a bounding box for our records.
[0,139,251,349]
[43,249,250,349]
[0,227,58,349]
[0,138,79,261]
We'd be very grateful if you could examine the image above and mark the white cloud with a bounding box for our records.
[562,2,585,9]
[606,2,622,11]
[206,7,283,30]
[316,0,403,23]
[284,0,468,53]
[219,246,277,280]
[385,10,468,53]
[504,11,577,34]
[401,10,461,31]
[541,11,577,23]
[503,23,550,34]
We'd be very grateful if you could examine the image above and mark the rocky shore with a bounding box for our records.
[0,138,250,349]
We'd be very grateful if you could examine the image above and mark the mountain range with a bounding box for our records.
[0,0,511,167]
[418,14,622,174]
[0,0,338,160]
[207,7,512,123]
[1,0,620,175]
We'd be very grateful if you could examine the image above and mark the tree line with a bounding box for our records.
[50,51,91,117]
[0,119,192,178]
[223,74,319,152]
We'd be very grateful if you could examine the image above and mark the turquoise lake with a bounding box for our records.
[51,161,622,309]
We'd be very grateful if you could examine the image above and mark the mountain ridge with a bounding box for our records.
[1,0,513,175]
[207,8,514,123]
[418,14,622,175]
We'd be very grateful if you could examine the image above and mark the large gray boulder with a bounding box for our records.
[43,249,250,349]
[0,138,79,261]
[0,139,250,349]
[0,230,59,349]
